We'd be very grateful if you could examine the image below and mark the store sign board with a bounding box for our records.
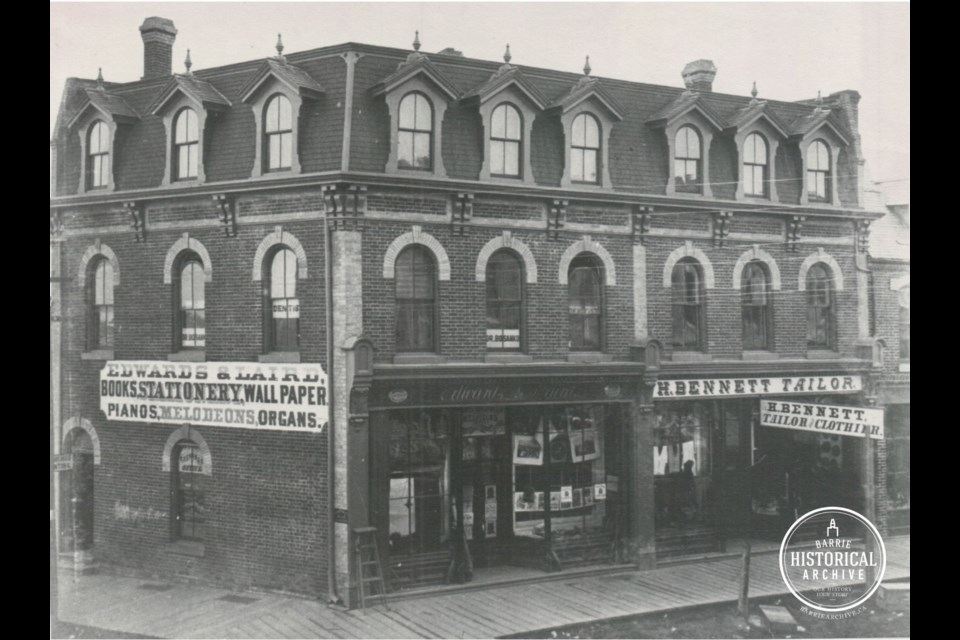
[654,375,862,399]
[100,361,327,433]
[53,454,73,472]
[760,400,884,440]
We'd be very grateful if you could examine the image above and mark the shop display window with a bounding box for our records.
[653,403,713,529]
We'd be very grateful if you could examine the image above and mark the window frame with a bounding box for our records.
[485,249,525,352]
[397,91,434,172]
[567,253,605,352]
[806,139,831,203]
[86,256,115,351]
[171,439,205,543]
[263,246,300,353]
[671,258,706,351]
[172,107,200,182]
[742,132,768,198]
[395,244,439,353]
[173,252,206,352]
[898,286,910,361]
[489,103,523,179]
[86,120,111,191]
[805,263,835,350]
[674,125,703,194]
[741,260,774,351]
[569,112,601,185]
[263,93,294,173]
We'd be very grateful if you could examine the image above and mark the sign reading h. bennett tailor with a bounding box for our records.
[653,375,862,399]
[100,361,328,433]
[761,400,884,439]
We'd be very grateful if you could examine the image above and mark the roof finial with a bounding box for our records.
[583,55,591,76]
[96,67,104,90]
[504,44,512,64]
[815,90,823,108]
[413,30,421,52]
[184,49,193,75]
[276,33,285,61]
[751,81,758,99]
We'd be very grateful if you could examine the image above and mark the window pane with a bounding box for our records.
[490,140,504,175]
[686,129,700,158]
[399,95,416,129]
[817,141,829,168]
[572,114,585,147]
[504,141,520,176]
[175,111,187,143]
[584,116,599,148]
[505,105,521,140]
[89,122,106,154]
[584,149,597,183]
[398,131,414,168]
[269,135,281,170]
[816,172,826,198]
[186,109,198,141]
[491,105,506,139]
[414,94,432,131]
[755,135,767,164]
[571,149,584,182]
[279,132,293,169]
[807,171,817,196]
[266,96,279,132]
[277,95,292,130]
[188,144,199,177]
[414,132,431,169]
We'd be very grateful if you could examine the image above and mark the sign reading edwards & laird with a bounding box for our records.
[99,361,328,433]
[653,375,862,399]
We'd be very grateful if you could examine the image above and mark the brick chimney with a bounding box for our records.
[139,17,177,80]
[682,59,717,92]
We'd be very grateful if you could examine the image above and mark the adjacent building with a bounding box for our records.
[50,18,892,606]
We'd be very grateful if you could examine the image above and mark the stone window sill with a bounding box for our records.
[165,540,205,558]
[806,350,841,360]
[168,351,206,362]
[259,352,301,363]
[484,353,534,364]
[81,349,114,361]
[567,352,613,364]
[670,351,712,363]
[741,350,779,361]
[393,353,447,365]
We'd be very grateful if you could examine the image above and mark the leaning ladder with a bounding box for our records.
[354,527,389,611]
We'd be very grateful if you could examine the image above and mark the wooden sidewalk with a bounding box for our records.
[56,535,910,639]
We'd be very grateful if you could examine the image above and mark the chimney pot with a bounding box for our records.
[139,17,177,80]
[682,59,717,92]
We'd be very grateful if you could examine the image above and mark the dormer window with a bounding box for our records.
[173,108,199,181]
[571,113,600,184]
[264,94,293,172]
[398,92,433,171]
[806,139,830,202]
[674,125,702,194]
[86,121,110,190]
[743,133,768,197]
[490,103,521,178]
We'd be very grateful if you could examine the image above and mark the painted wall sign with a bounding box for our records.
[100,361,328,433]
[760,400,884,439]
[653,375,862,399]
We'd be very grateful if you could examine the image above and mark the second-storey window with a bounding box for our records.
[806,263,834,349]
[486,250,523,351]
[806,140,830,201]
[671,258,706,350]
[177,256,206,349]
[898,285,910,360]
[743,132,768,197]
[568,254,603,350]
[266,248,299,351]
[742,261,773,350]
[674,125,702,193]
[398,92,433,170]
[87,121,110,190]
[86,258,114,350]
[570,113,600,184]
[173,108,199,180]
[490,103,522,178]
[396,245,437,351]
[264,94,293,171]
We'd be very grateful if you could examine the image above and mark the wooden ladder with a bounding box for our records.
[354,527,389,611]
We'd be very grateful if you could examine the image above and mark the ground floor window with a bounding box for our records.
[885,404,910,510]
[173,441,206,541]
[653,403,714,531]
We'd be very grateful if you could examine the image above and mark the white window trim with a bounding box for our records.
[61,417,101,465]
[77,239,121,288]
[475,231,538,283]
[735,121,782,202]
[77,117,117,194]
[159,96,208,186]
[384,78,449,178]
[664,112,715,198]
[249,84,303,178]
[382,225,451,281]
[797,248,844,291]
[798,130,844,206]
[478,89,539,184]
[557,236,617,286]
[252,226,308,281]
[662,241,715,289]
[560,101,616,189]
[732,245,782,291]
[162,425,213,476]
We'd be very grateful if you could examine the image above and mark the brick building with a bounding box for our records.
[51,18,891,606]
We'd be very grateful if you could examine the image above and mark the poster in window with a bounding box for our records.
[485,519,497,536]
[462,409,506,436]
[462,437,478,461]
[178,447,204,473]
[583,485,594,506]
[463,510,474,528]
[572,487,583,508]
[485,485,497,502]
[569,429,599,462]
[594,483,607,500]
[485,501,498,519]
[487,328,521,350]
[515,491,533,512]
[550,491,562,511]
[560,485,573,504]
[549,434,571,464]
[513,434,543,465]
[535,491,545,511]
[480,438,495,460]
[272,298,300,318]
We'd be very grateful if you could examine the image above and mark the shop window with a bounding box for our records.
[175,254,206,350]
[173,107,199,180]
[264,94,293,172]
[671,258,706,350]
[653,403,713,530]
[172,440,205,542]
[743,132,768,197]
[490,103,522,178]
[265,247,299,352]
[806,139,830,202]
[806,263,834,349]
[398,92,433,171]
[898,285,910,360]
[741,260,773,351]
[86,120,110,190]
[486,250,523,351]
[395,245,437,352]
[674,125,702,194]
[885,405,910,510]
[86,257,115,350]
[570,113,600,184]
[568,253,604,351]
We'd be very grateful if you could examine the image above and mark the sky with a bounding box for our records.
[50,1,910,202]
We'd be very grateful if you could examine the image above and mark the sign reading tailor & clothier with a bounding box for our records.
[99,361,327,433]
[653,375,862,399]
[760,400,884,439]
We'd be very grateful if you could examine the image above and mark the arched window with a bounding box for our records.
[671,258,705,350]
[490,103,522,178]
[264,94,293,171]
[570,113,600,184]
[86,258,114,350]
[741,260,773,350]
[486,250,523,351]
[173,108,199,180]
[743,133,768,197]
[176,255,206,350]
[396,245,437,352]
[568,253,603,350]
[266,248,299,351]
[87,121,110,189]
[806,263,834,349]
[806,140,830,201]
[172,440,205,542]
[898,285,910,361]
[398,92,433,170]
[674,125,702,193]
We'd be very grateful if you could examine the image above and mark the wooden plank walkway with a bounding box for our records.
[56,535,910,639]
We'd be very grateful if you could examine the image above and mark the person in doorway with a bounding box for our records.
[678,459,698,523]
